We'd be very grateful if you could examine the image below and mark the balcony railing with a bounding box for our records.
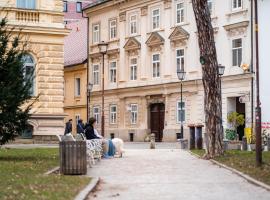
[16,10,39,23]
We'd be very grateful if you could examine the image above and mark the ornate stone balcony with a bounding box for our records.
[16,9,40,23]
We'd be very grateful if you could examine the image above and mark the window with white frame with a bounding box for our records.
[75,78,81,96]
[177,101,185,123]
[109,19,117,40]
[22,54,35,96]
[63,1,67,12]
[109,61,117,83]
[93,106,100,124]
[232,0,242,10]
[93,64,99,85]
[93,24,100,43]
[176,2,184,24]
[152,8,160,30]
[176,49,184,71]
[75,114,80,125]
[232,38,242,67]
[110,105,117,124]
[17,0,36,9]
[76,2,82,13]
[130,104,138,124]
[130,58,137,80]
[207,0,213,15]
[152,54,160,78]
[130,15,137,35]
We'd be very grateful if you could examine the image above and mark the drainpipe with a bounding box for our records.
[250,0,254,137]
[82,9,90,122]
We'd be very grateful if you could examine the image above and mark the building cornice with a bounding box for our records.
[8,26,70,36]
[90,73,253,97]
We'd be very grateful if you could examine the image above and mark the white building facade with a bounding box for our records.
[84,0,253,142]
[258,0,270,134]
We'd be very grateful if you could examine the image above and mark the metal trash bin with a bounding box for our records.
[195,126,203,149]
[60,141,87,175]
[241,136,247,151]
[188,125,195,149]
[129,133,134,142]
[176,132,183,140]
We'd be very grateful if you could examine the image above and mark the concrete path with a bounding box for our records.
[87,147,270,200]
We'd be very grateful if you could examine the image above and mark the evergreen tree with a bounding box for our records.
[0,18,34,145]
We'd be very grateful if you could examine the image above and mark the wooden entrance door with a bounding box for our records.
[150,103,165,142]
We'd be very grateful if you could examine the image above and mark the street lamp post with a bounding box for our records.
[218,64,225,138]
[177,69,186,138]
[87,82,93,122]
[98,41,108,137]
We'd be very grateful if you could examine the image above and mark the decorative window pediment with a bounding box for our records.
[124,37,141,51]
[223,21,249,37]
[169,26,189,42]
[146,32,164,47]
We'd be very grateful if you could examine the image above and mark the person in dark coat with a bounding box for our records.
[76,119,85,134]
[85,117,109,157]
[84,118,100,140]
[64,119,72,135]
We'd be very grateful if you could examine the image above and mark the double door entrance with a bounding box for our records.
[150,103,165,142]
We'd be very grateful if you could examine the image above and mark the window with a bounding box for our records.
[17,0,36,9]
[93,24,100,43]
[130,15,137,35]
[232,0,242,10]
[176,49,184,71]
[109,19,117,40]
[93,107,100,124]
[93,64,99,85]
[75,114,80,125]
[76,2,82,13]
[131,104,138,124]
[109,61,117,83]
[176,2,184,24]
[207,0,213,15]
[152,9,160,30]
[130,58,137,80]
[63,1,67,12]
[75,78,81,96]
[22,54,35,96]
[110,105,117,124]
[177,101,185,123]
[152,54,160,78]
[232,38,242,67]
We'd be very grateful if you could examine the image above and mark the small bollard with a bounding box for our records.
[223,139,229,151]
[241,136,247,151]
[150,133,155,149]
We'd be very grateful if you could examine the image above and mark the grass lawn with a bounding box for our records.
[0,148,90,200]
[191,149,270,186]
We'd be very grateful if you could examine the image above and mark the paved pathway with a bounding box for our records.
[87,145,270,200]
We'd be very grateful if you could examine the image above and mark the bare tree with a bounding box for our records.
[192,0,223,158]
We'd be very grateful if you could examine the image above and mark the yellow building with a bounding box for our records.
[0,0,69,141]
[64,19,88,134]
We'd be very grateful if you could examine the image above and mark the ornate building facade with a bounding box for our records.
[84,0,253,142]
[0,0,68,141]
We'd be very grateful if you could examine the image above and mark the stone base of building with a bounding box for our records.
[103,128,193,142]
[21,113,66,142]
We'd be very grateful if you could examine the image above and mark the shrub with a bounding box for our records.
[225,129,237,140]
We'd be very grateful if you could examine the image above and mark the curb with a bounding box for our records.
[74,177,100,200]
[188,151,270,192]
[44,166,60,175]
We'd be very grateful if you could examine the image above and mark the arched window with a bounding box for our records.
[22,54,35,96]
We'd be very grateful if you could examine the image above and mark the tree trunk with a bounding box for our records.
[192,0,223,158]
